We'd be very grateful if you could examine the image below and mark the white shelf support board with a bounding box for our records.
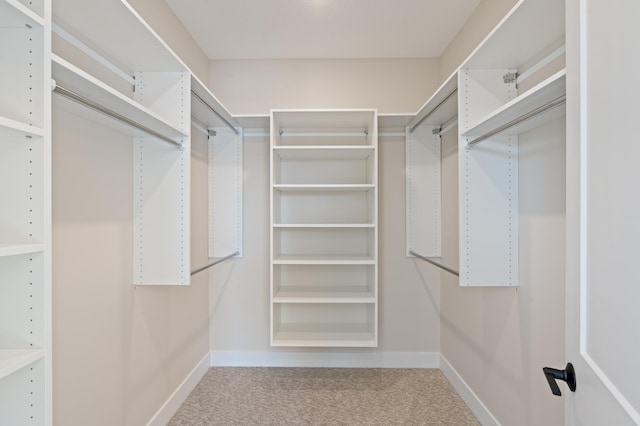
[209,126,243,258]
[459,69,519,286]
[406,124,441,258]
[133,72,190,285]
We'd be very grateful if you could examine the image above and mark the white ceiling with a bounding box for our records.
[164,0,481,60]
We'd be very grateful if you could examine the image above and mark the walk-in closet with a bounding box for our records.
[1,0,638,424]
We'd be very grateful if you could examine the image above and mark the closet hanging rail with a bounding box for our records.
[409,250,459,277]
[52,84,183,148]
[466,95,566,148]
[409,89,458,134]
[191,90,239,135]
[191,251,240,276]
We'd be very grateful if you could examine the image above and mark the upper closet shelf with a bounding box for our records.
[462,0,564,69]
[1,0,45,27]
[52,55,188,142]
[462,69,566,140]
[407,71,458,132]
[0,117,45,138]
[53,0,185,72]
[191,74,239,134]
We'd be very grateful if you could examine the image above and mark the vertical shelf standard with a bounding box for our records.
[270,110,378,347]
[0,0,51,423]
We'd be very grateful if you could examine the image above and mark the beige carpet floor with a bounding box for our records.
[168,367,479,425]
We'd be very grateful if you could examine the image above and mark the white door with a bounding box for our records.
[563,0,640,424]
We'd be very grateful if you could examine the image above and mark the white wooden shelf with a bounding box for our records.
[1,0,45,27]
[272,323,376,347]
[0,243,44,258]
[0,349,45,381]
[0,117,45,138]
[191,74,238,132]
[53,0,185,73]
[274,184,375,192]
[462,70,566,138]
[408,71,458,131]
[273,255,376,265]
[273,224,375,228]
[274,286,375,303]
[462,0,565,69]
[273,146,375,159]
[52,55,188,141]
[271,110,378,347]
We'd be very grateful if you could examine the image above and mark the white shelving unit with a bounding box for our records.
[457,0,566,286]
[52,0,192,285]
[270,110,378,347]
[0,0,51,423]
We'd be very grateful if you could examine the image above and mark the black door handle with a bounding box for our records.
[543,362,577,396]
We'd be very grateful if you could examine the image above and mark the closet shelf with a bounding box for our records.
[408,71,458,132]
[274,286,375,304]
[273,224,375,228]
[0,243,44,258]
[274,184,375,192]
[191,74,239,133]
[273,146,375,160]
[272,323,376,347]
[1,0,44,27]
[0,349,45,380]
[52,55,188,141]
[273,255,375,265]
[462,69,566,138]
[53,0,185,72]
[462,0,565,69]
[0,117,45,138]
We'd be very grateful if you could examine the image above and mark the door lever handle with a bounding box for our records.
[543,362,577,396]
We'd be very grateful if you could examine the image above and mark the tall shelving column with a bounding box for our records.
[270,110,378,347]
[457,0,565,286]
[0,0,51,424]
[52,0,191,285]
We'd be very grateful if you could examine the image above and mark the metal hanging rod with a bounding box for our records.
[409,89,458,134]
[466,95,566,148]
[191,251,240,276]
[52,84,183,148]
[409,250,459,277]
[191,91,239,135]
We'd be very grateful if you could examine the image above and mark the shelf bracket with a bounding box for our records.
[503,72,517,84]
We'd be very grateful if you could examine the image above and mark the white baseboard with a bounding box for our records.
[439,354,500,426]
[147,352,210,426]
[210,350,440,368]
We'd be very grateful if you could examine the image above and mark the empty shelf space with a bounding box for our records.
[273,223,375,228]
[462,70,566,139]
[274,286,375,303]
[53,0,185,72]
[273,146,375,160]
[0,117,44,138]
[463,0,565,69]
[273,255,375,265]
[0,243,44,258]
[52,55,188,141]
[1,0,44,27]
[272,323,376,347]
[0,349,45,380]
[274,184,375,192]
[409,71,458,131]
